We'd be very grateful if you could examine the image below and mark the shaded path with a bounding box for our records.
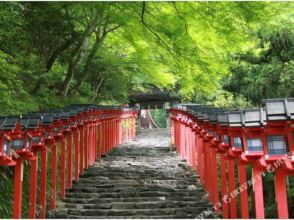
[52,129,212,219]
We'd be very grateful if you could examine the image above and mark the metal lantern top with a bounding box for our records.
[228,111,243,127]
[242,108,266,127]
[1,116,19,131]
[217,113,229,127]
[263,98,294,121]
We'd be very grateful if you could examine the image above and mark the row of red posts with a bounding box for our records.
[169,98,294,219]
[0,104,138,219]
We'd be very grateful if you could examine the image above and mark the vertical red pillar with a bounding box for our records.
[220,154,229,218]
[120,119,122,144]
[101,122,104,155]
[113,120,116,146]
[110,121,112,149]
[174,121,178,151]
[275,171,288,219]
[13,158,23,219]
[89,125,93,165]
[127,118,130,142]
[211,149,219,211]
[84,126,88,169]
[125,119,127,143]
[133,117,135,138]
[191,130,196,170]
[252,166,265,219]
[108,121,111,151]
[104,119,109,154]
[124,119,126,143]
[79,127,84,173]
[90,125,93,163]
[118,119,120,144]
[128,118,130,141]
[104,122,107,153]
[197,135,204,184]
[115,120,118,146]
[29,157,37,219]
[207,145,213,202]
[67,133,72,188]
[97,123,102,158]
[60,137,66,198]
[74,130,79,180]
[92,125,95,162]
[50,142,57,209]
[180,123,185,159]
[202,141,208,191]
[104,122,107,154]
[186,126,191,164]
[238,163,249,219]
[40,149,47,218]
[122,119,124,144]
[228,159,237,218]
[88,125,91,165]
[178,122,180,152]
[110,120,113,150]
[114,120,116,145]
[94,124,98,158]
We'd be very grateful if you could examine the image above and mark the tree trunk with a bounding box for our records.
[70,30,107,94]
[32,35,77,94]
[92,77,105,102]
[46,36,77,72]
[59,11,102,97]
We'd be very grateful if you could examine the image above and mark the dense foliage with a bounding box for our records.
[0,2,293,218]
[151,109,167,128]
[0,2,292,115]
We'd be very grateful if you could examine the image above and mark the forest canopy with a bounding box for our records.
[0,2,293,114]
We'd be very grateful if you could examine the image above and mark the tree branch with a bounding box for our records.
[172,2,189,36]
[141,2,174,57]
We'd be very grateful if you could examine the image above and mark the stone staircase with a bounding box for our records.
[50,129,213,219]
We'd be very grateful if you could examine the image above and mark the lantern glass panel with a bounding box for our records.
[267,136,287,155]
[32,136,40,144]
[63,125,69,129]
[247,138,263,151]
[223,135,230,144]
[3,139,9,155]
[233,137,242,148]
[26,137,31,149]
[12,139,24,150]
[53,127,60,134]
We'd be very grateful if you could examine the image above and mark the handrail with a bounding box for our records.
[169,98,294,219]
[0,104,138,218]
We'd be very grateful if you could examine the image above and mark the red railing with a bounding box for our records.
[169,98,294,219]
[0,104,138,218]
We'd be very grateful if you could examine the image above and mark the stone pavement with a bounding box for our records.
[51,128,213,219]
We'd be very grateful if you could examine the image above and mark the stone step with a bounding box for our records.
[76,176,199,181]
[65,207,208,216]
[65,190,206,199]
[83,168,188,173]
[63,196,208,204]
[79,172,197,179]
[63,200,211,210]
[73,180,201,189]
[73,179,199,185]
[53,213,195,219]
[67,186,205,193]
